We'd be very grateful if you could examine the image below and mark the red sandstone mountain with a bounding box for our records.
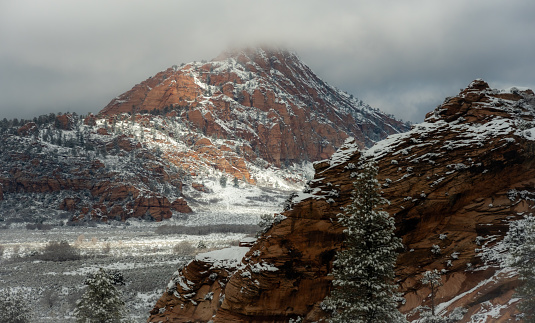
[100,47,408,167]
[0,48,409,223]
[148,80,535,322]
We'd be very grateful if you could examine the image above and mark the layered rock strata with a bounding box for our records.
[1,48,409,223]
[148,80,535,322]
[101,47,408,167]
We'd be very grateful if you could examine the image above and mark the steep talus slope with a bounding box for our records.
[148,80,535,322]
[101,47,408,167]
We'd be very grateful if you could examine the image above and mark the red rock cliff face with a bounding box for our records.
[148,80,535,322]
[100,48,408,167]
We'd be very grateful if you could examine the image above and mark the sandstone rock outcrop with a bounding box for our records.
[192,183,211,193]
[148,80,535,322]
[100,47,409,167]
[171,198,192,214]
[55,114,74,130]
[17,122,38,136]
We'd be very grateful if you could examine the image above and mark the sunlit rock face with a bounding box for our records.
[100,47,409,167]
[148,80,535,322]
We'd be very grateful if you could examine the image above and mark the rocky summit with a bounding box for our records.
[148,80,535,322]
[101,47,408,166]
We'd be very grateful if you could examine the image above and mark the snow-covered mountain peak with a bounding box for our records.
[0,48,410,226]
[100,47,409,168]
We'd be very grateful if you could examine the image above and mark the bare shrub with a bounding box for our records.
[103,242,111,254]
[173,241,195,256]
[38,241,81,262]
[75,234,85,245]
[12,245,20,259]
[58,212,71,219]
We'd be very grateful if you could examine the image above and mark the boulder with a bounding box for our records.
[171,198,193,213]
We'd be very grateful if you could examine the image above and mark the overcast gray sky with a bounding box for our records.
[1,0,534,122]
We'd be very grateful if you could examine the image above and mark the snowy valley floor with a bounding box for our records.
[0,179,296,322]
[0,224,257,322]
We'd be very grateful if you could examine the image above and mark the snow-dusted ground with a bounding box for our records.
[0,223,256,322]
[180,179,294,226]
[0,181,295,322]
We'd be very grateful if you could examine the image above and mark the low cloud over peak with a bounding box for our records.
[1,0,534,122]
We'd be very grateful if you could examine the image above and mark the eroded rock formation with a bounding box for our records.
[0,115,191,222]
[101,47,408,167]
[148,80,535,322]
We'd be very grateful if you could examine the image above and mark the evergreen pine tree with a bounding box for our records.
[323,162,406,323]
[420,270,444,322]
[56,132,62,146]
[74,268,125,323]
[0,288,31,323]
[219,175,227,188]
[507,216,535,322]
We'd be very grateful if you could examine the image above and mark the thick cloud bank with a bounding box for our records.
[1,0,534,122]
